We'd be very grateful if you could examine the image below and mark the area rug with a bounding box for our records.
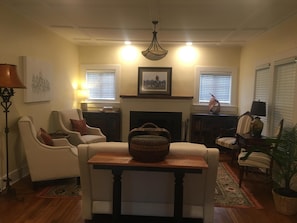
[37,179,81,199]
[37,162,263,208]
[215,162,263,209]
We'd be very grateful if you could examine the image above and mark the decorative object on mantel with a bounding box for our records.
[250,100,266,137]
[128,122,171,162]
[208,94,220,114]
[142,21,168,61]
[138,67,172,96]
[120,95,193,99]
[0,64,25,198]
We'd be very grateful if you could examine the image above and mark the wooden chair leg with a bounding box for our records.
[239,166,244,187]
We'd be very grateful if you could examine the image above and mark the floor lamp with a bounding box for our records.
[0,64,25,196]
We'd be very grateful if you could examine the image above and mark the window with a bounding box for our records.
[195,66,237,105]
[254,64,271,135]
[273,58,297,127]
[82,64,120,102]
[253,57,297,133]
[199,74,231,103]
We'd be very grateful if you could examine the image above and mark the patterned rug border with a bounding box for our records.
[37,181,81,199]
[37,162,263,209]
[216,162,263,209]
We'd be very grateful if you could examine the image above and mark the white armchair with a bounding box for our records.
[18,116,80,182]
[52,109,106,146]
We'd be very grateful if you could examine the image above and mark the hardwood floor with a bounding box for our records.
[0,152,296,223]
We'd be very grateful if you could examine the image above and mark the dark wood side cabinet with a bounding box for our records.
[190,113,238,147]
[83,111,121,142]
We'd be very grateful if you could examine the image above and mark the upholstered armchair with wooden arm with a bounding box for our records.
[237,119,284,187]
[52,109,106,146]
[216,111,253,163]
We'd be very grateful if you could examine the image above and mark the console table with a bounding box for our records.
[88,152,208,223]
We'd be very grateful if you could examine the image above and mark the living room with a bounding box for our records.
[1,1,297,222]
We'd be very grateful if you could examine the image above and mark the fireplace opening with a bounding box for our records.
[130,111,182,142]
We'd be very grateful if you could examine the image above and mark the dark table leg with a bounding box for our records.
[112,168,123,223]
[174,171,185,223]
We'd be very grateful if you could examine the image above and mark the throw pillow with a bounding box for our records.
[70,119,88,135]
[37,128,54,146]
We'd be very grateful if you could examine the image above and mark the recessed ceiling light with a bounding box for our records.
[125,41,131,45]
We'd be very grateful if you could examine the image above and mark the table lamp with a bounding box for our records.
[250,100,266,137]
[0,64,25,197]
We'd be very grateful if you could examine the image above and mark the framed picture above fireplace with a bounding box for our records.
[138,67,172,96]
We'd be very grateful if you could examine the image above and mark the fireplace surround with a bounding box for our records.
[130,111,182,142]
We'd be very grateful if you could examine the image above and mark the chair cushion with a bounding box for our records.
[215,137,238,150]
[70,119,88,135]
[37,128,54,146]
[238,151,271,168]
[81,134,106,144]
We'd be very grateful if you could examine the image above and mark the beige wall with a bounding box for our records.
[79,45,241,140]
[239,14,297,118]
[0,5,79,185]
[79,45,241,97]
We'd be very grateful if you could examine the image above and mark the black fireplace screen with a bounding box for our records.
[130,111,182,142]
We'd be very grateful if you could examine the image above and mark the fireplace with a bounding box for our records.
[130,111,182,142]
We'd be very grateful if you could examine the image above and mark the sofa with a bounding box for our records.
[78,142,219,223]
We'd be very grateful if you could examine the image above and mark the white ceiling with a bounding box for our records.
[2,0,297,46]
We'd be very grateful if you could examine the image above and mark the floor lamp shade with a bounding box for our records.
[0,64,25,197]
[0,64,25,88]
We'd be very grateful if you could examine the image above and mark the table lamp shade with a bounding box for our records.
[0,64,25,88]
[251,101,266,117]
[250,101,266,137]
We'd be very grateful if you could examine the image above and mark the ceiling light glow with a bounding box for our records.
[121,45,137,61]
[178,46,198,63]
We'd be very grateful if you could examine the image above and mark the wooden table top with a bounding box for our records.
[88,152,208,170]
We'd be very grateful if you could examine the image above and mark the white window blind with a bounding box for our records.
[199,73,232,103]
[254,65,271,135]
[273,59,297,127]
[86,69,116,100]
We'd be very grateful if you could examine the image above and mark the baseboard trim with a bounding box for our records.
[0,165,29,191]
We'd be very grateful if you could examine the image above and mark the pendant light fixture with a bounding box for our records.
[142,21,168,61]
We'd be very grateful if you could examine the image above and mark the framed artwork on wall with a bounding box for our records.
[21,56,52,103]
[138,67,172,96]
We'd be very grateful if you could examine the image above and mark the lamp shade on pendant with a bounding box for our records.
[0,64,25,88]
[251,101,266,117]
[142,21,168,61]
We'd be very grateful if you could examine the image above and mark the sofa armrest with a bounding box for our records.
[204,148,219,223]
[77,144,93,220]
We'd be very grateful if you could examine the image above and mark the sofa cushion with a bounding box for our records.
[70,119,88,135]
[37,128,54,146]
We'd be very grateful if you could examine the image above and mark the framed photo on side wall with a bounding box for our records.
[138,67,172,96]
